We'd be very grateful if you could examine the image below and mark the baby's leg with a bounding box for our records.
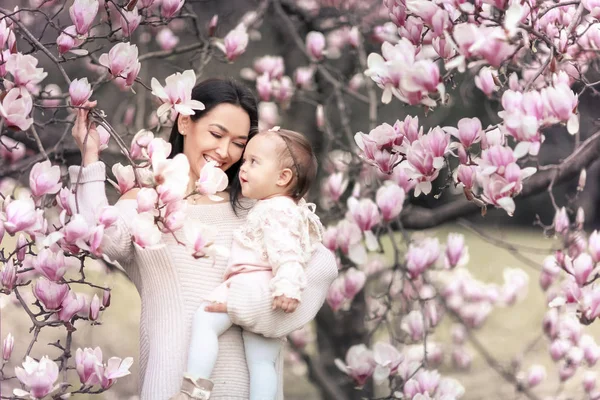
[186,302,233,380]
[242,330,282,400]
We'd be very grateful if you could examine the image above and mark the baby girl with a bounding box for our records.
[172,128,324,400]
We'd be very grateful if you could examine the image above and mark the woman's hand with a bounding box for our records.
[204,302,227,313]
[71,100,101,166]
[272,295,299,313]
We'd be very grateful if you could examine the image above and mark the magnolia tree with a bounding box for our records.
[1,0,600,399]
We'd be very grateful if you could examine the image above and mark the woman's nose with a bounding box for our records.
[215,140,229,158]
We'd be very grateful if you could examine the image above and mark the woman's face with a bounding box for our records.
[178,103,251,180]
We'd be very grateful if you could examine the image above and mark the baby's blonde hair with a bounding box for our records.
[259,128,318,200]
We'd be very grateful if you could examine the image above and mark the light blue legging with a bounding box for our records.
[187,302,281,400]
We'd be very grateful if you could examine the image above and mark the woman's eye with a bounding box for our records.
[233,142,246,148]
[210,132,222,139]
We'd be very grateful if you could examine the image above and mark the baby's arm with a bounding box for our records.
[262,207,309,312]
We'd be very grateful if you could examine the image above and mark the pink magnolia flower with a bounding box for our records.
[475,67,498,97]
[131,212,162,248]
[33,248,67,282]
[2,333,14,361]
[184,222,226,259]
[69,78,93,107]
[554,207,570,234]
[63,213,89,244]
[583,371,597,393]
[306,31,326,61]
[56,25,87,55]
[29,160,62,197]
[579,335,600,366]
[526,365,546,387]
[13,356,60,399]
[346,197,380,231]
[161,0,185,19]
[445,233,468,269]
[254,55,285,79]
[256,73,272,101]
[156,28,179,51]
[455,164,476,190]
[447,118,482,149]
[542,83,578,122]
[136,188,158,213]
[271,76,294,105]
[119,7,141,37]
[376,182,405,221]
[451,347,472,370]
[406,238,440,278]
[1,260,16,291]
[540,255,561,290]
[500,268,529,305]
[479,175,516,215]
[130,129,154,160]
[0,87,34,131]
[218,24,249,62]
[372,342,403,382]
[58,290,87,322]
[343,267,366,299]
[99,42,139,79]
[294,66,314,89]
[76,347,103,386]
[89,294,101,321]
[316,104,325,129]
[33,277,69,311]
[69,0,99,35]
[326,278,346,311]
[334,344,376,387]
[151,69,205,117]
[94,355,134,389]
[5,53,48,94]
[589,230,600,262]
[567,253,593,286]
[111,163,135,195]
[0,136,26,164]
[2,197,39,235]
[401,310,426,341]
[196,160,228,199]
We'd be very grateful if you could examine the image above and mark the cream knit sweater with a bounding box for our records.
[69,162,338,400]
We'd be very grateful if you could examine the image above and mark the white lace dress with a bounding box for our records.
[207,196,324,303]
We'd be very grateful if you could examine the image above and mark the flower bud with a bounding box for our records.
[576,207,585,230]
[16,233,27,262]
[89,294,100,321]
[69,78,93,107]
[2,333,13,361]
[208,15,218,37]
[554,207,569,234]
[583,371,596,393]
[1,260,17,291]
[526,365,546,388]
[306,31,326,61]
[102,289,111,308]
[577,168,586,192]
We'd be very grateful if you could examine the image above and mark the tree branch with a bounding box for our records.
[400,129,600,229]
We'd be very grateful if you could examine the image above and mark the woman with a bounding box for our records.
[70,78,338,400]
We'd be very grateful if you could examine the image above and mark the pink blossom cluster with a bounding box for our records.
[243,55,295,109]
[334,341,464,397]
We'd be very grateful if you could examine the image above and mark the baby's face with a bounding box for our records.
[238,134,290,200]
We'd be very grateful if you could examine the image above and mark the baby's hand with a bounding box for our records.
[272,295,299,313]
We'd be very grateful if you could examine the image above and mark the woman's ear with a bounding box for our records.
[178,115,190,135]
[276,168,294,187]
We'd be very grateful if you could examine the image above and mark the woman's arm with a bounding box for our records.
[69,162,136,266]
[227,244,338,338]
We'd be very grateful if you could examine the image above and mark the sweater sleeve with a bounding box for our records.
[69,162,135,266]
[227,244,338,338]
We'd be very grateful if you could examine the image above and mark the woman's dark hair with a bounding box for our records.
[168,78,258,212]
